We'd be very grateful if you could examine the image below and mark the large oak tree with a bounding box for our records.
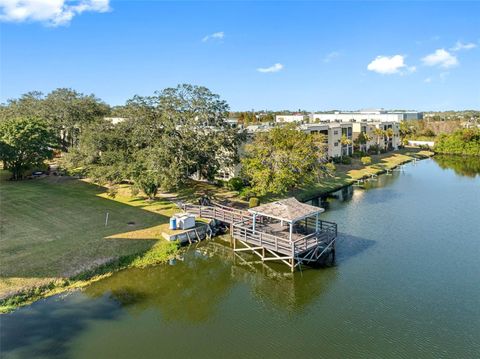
[241,124,328,196]
[66,84,242,197]
[0,117,57,180]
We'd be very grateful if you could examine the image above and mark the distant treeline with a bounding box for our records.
[425,110,480,122]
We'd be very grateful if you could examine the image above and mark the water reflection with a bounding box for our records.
[1,293,124,359]
[434,155,480,178]
[85,232,375,317]
[308,169,402,210]
[85,247,234,323]
[83,239,335,317]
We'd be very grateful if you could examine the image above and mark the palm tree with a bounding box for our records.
[357,132,373,152]
[373,128,385,155]
[385,128,394,150]
[340,134,352,157]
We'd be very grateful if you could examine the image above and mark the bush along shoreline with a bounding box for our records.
[434,128,480,156]
[0,241,180,313]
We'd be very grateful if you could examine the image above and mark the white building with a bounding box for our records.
[275,114,306,123]
[300,122,353,158]
[310,109,422,123]
[352,121,401,151]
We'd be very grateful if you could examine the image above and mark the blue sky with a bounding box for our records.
[1,1,479,111]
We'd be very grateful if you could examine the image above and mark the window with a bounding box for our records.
[334,130,338,135]
[334,142,338,147]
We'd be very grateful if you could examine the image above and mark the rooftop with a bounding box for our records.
[249,197,324,223]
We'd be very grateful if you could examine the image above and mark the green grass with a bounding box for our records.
[0,175,182,308]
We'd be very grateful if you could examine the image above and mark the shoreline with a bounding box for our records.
[300,150,435,202]
[269,148,435,203]
[0,148,434,313]
[0,241,180,313]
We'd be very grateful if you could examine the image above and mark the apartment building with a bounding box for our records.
[275,114,306,123]
[352,121,400,151]
[300,122,353,158]
[216,117,399,181]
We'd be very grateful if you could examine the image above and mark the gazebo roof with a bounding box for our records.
[248,197,324,223]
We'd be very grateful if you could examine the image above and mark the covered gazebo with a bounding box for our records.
[248,197,325,242]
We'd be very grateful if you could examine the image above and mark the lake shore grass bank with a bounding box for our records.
[0,177,184,313]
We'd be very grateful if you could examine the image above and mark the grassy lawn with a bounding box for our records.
[0,175,181,301]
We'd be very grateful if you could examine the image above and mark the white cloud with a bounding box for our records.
[323,51,340,63]
[424,77,432,83]
[202,31,224,42]
[257,63,284,73]
[422,49,458,68]
[0,0,110,26]
[367,55,408,74]
[451,41,477,51]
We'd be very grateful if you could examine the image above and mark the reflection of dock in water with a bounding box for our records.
[196,239,336,312]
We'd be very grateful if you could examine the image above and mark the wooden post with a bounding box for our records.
[252,213,257,234]
[289,222,293,242]
[315,213,319,233]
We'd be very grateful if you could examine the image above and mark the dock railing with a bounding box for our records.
[183,202,337,269]
[182,203,251,224]
[231,218,293,255]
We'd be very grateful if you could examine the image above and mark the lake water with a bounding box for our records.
[2,157,480,359]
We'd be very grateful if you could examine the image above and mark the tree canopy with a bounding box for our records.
[434,128,480,156]
[0,117,57,180]
[65,84,242,197]
[0,88,110,150]
[241,124,328,196]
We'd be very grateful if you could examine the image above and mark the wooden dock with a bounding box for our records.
[183,198,337,271]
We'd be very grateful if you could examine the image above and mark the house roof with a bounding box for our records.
[248,197,324,223]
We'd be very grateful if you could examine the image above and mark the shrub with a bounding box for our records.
[324,162,336,174]
[249,197,260,208]
[352,150,366,158]
[435,129,480,156]
[367,145,380,155]
[421,128,436,137]
[341,157,352,165]
[360,156,372,165]
[213,179,225,187]
[227,177,244,191]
